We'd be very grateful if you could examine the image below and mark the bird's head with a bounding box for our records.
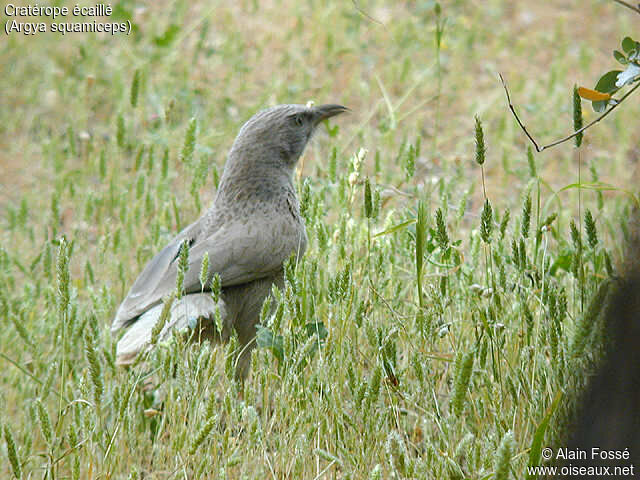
[228,104,349,171]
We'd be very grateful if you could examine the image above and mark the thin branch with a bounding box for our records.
[499,74,543,151]
[0,351,71,403]
[611,0,640,14]
[500,73,640,152]
[351,0,385,26]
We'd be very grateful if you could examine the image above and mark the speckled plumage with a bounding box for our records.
[111,103,347,377]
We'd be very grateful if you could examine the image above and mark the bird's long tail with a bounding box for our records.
[115,293,228,365]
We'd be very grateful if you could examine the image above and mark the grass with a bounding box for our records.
[1,0,638,478]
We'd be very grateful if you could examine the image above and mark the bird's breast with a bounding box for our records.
[213,187,307,259]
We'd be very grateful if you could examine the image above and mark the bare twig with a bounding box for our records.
[611,0,640,15]
[500,73,640,152]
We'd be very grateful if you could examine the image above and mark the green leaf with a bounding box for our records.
[154,24,180,47]
[592,100,607,113]
[555,181,639,207]
[373,219,415,238]
[527,391,562,479]
[622,36,635,54]
[256,325,284,363]
[415,200,427,308]
[550,252,573,276]
[594,70,622,94]
[324,120,339,138]
[592,70,622,112]
[613,50,627,64]
[304,321,328,341]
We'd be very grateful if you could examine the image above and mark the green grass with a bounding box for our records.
[1,1,638,478]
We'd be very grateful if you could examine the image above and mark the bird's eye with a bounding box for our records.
[293,114,304,127]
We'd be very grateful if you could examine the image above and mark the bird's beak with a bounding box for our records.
[312,104,350,125]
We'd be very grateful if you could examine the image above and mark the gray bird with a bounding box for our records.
[111,103,348,378]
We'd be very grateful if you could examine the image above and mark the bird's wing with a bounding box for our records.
[111,212,305,331]
[111,219,200,331]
